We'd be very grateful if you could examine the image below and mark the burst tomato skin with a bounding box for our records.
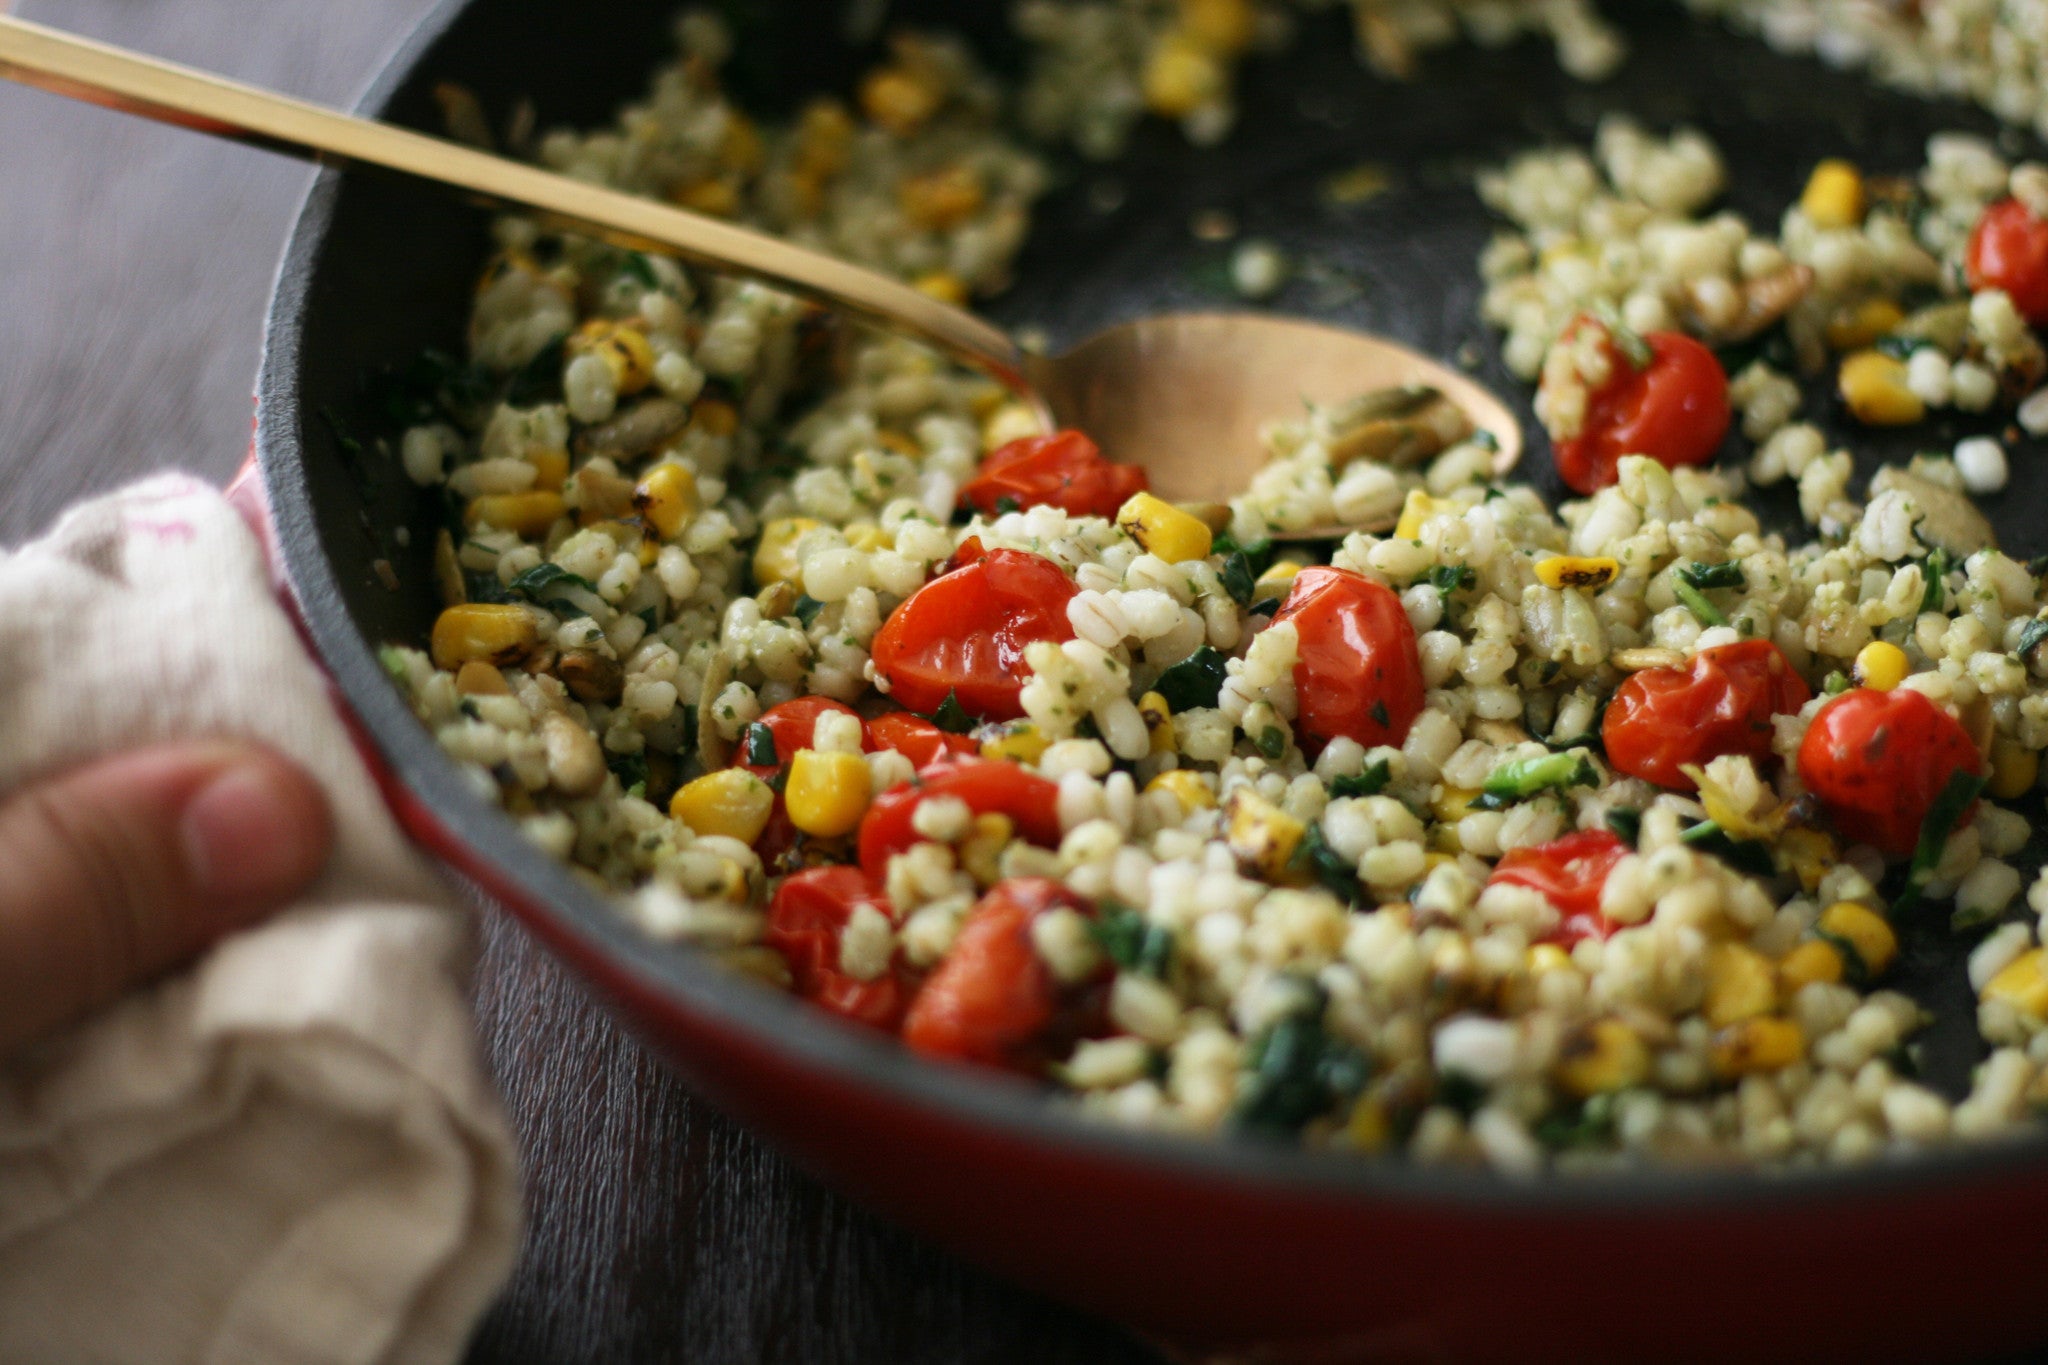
[1270,566,1424,753]
[1487,828,1632,946]
[960,430,1150,519]
[1797,687,1984,860]
[765,866,913,1030]
[1602,640,1812,791]
[901,878,1106,1070]
[1967,197,2048,326]
[857,758,1063,882]
[864,711,977,768]
[1548,319,1731,495]
[870,549,1078,720]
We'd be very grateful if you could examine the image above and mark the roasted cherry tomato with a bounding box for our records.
[865,711,977,768]
[960,430,1149,519]
[1546,316,1731,495]
[1487,828,1632,946]
[765,866,913,1030]
[731,695,864,861]
[1796,687,1984,860]
[870,548,1077,719]
[1967,197,2048,327]
[943,534,988,572]
[857,758,1063,881]
[901,878,1107,1070]
[1602,640,1812,791]
[1270,566,1424,753]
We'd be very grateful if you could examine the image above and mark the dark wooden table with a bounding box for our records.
[0,2,1154,1359]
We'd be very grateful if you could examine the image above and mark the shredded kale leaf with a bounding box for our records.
[1154,645,1230,712]
[1678,560,1746,592]
[1090,901,1175,979]
[1921,547,1952,615]
[2015,616,2048,664]
[792,594,825,627]
[1894,768,1989,915]
[508,562,601,618]
[1220,550,1259,608]
[1289,824,1360,906]
[1326,759,1392,800]
[925,690,977,734]
[1233,986,1370,1137]
[1605,807,1643,846]
[1421,563,1477,599]
[1671,576,1727,627]
[742,722,778,768]
[1679,819,1776,878]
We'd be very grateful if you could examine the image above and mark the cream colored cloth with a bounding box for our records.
[0,474,522,1365]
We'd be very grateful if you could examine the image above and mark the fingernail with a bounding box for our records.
[181,757,324,903]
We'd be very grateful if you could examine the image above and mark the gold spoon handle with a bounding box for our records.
[0,13,1031,393]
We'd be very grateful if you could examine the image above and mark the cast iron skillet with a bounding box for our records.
[256,3,2048,1360]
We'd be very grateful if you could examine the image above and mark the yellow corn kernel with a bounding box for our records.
[720,112,764,174]
[1554,1018,1651,1097]
[1778,827,1837,894]
[875,430,922,461]
[1393,488,1451,540]
[430,603,539,670]
[859,67,942,136]
[465,490,567,538]
[1817,900,1899,978]
[1431,786,1479,823]
[1839,350,1925,426]
[794,99,856,177]
[637,538,660,568]
[453,659,512,696]
[899,165,984,231]
[1340,1094,1392,1152]
[959,812,1014,887]
[1527,943,1575,976]
[1703,942,1780,1028]
[1534,554,1620,591]
[572,319,656,395]
[981,720,1051,766]
[784,748,873,838]
[753,516,822,589]
[670,768,776,845]
[1852,639,1909,691]
[1224,788,1306,880]
[691,397,740,439]
[1710,1015,1806,1078]
[1800,158,1866,230]
[1778,938,1845,994]
[1253,560,1304,598]
[914,271,969,306]
[1982,948,2048,1019]
[1180,0,1255,55]
[529,447,569,490]
[1989,738,2039,801]
[1825,297,1905,352]
[1142,33,1223,119]
[632,463,699,540]
[1147,769,1215,814]
[1115,491,1213,564]
[1138,691,1176,755]
[672,176,740,218]
[844,522,894,554]
[982,401,1044,452]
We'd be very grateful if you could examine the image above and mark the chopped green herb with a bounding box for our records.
[1154,646,1230,712]
[607,752,650,795]
[927,690,976,734]
[1535,1094,1616,1151]
[1921,548,1951,614]
[1422,563,1477,598]
[1875,333,1931,361]
[508,562,601,618]
[1671,576,1727,626]
[1434,1070,1488,1117]
[1678,560,1746,592]
[1605,807,1642,846]
[793,594,826,627]
[1326,760,1392,800]
[637,606,660,631]
[994,494,1022,514]
[2015,616,2048,664]
[1680,820,1777,878]
[1894,768,1988,915]
[1482,751,1597,802]
[1211,534,1275,573]
[377,645,412,686]
[1811,926,1871,988]
[1255,727,1288,760]
[1289,823,1359,906]
[1369,699,1390,728]
[1233,986,1370,1137]
[458,698,481,721]
[1822,670,1850,695]
[617,252,660,289]
[1221,551,1259,607]
[1473,429,1500,453]
[505,334,568,406]
[1950,901,2005,933]
[1090,902,1175,978]
[1248,596,1282,616]
[742,722,778,768]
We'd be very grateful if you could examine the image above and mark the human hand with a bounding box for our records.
[0,742,332,1054]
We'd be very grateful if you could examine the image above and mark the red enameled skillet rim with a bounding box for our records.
[255,0,2048,1218]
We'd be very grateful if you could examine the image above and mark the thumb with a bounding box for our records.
[0,742,333,1053]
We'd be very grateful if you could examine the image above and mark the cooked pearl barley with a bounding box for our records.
[1955,437,2009,494]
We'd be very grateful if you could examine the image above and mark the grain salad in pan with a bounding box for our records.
[378,3,2048,1172]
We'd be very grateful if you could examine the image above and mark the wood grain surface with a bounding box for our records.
[0,2,1152,1360]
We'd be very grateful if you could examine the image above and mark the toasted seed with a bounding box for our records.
[1613,647,1687,672]
[558,648,625,704]
[574,397,689,459]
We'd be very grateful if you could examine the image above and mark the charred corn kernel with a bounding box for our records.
[1527,943,1575,975]
[1839,350,1925,426]
[691,397,739,438]
[1778,939,1845,993]
[720,113,763,173]
[1989,738,2039,800]
[1393,489,1451,540]
[982,401,1043,451]
[1431,786,1479,823]
[1534,554,1620,590]
[1825,297,1905,351]
[672,176,740,218]
[431,603,538,670]
[844,522,893,554]
[1224,788,1305,880]
[1982,948,2048,1019]
[572,319,655,395]
[1116,491,1213,564]
[784,748,873,838]
[1138,691,1176,755]
[859,67,941,136]
[529,447,569,489]
[453,660,512,696]
[899,165,984,231]
[1778,827,1837,893]
[632,463,699,540]
[959,812,1014,887]
[982,720,1050,766]
[1852,639,1909,691]
[1704,943,1779,1027]
[1818,900,1898,978]
[1180,0,1255,55]
[1555,1018,1651,1097]
[753,516,822,588]
[1710,1015,1806,1077]
[1800,158,1866,229]
[914,271,969,306]
[670,768,775,845]
[1147,769,1215,813]
[1253,560,1304,597]
[1142,33,1223,118]
[465,490,566,538]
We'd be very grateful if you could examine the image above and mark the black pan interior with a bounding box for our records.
[262,0,2048,1191]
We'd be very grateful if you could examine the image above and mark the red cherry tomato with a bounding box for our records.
[1602,640,1812,791]
[901,878,1108,1071]
[765,866,914,1030]
[1796,687,1984,860]
[865,711,978,768]
[1488,828,1632,946]
[1967,197,2048,327]
[857,758,1064,882]
[870,549,1078,720]
[960,430,1149,519]
[1270,566,1424,753]
[944,535,988,572]
[1547,317,1731,495]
